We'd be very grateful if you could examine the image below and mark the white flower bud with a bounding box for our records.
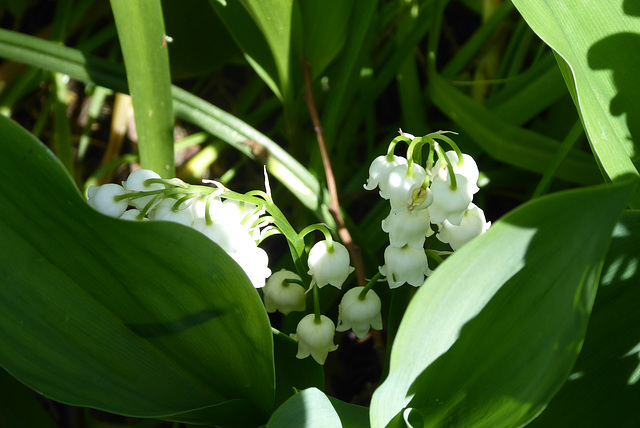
[364,155,408,198]
[122,169,164,210]
[87,184,128,218]
[290,314,338,365]
[307,241,354,289]
[436,204,491,250]
[229,244,271,289]
[119,209,147,221]
[336,287,382,339]
[379,245,431,289]
[263,269,306,314]
[382,208,433,249]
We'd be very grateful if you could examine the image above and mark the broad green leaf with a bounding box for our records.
[0,116,274,425]
[110,0,175,177]
[370,180,635,427]
[527,211,640,427]
[512,0,640,207]
[267,388,369,428]
[267,388,341,428]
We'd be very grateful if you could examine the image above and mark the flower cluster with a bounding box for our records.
[87,169,271,288]
[86,130,487,367]
[366,131,490,288]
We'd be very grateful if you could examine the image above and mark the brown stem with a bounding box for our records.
[302,59,366,286]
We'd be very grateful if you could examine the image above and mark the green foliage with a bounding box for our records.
[371,181,634,427]
[527,211,640,426]
[0,115,273,425]
[512,0,640,206]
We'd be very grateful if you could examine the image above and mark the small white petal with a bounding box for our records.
[290,314,338,365]
[263,270,306,314]
[437,204,491,250]
[363,155,408,196]
[336,287,382,339]
[382,209,433,249]
[379,245,431,288]
[307,241,354,289]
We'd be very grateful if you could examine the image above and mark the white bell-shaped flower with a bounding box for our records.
[382,208,434,249]
[386,163,427,213]
[428,174,473,226]
[229,244,271,289]
[262,269,306,314]
[119,209,146,221]
[290,314,338,365]
[307,241,354,289]
[87,184,128,217]
[122,169,164,210]
[379,244,431,289]
[436,204,491,250]
[219,199,265,240]
[192,218,256,253]
[150,198,194,226]
[336,287,383,340]
[364,155,408,199]
[432,150,480,194]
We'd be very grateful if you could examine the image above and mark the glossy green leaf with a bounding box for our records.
[527,211,640,427]
[0,116,274,425]
[267,388,369,428]
[110,0,175,177]
[370,180,635,427]
[268,388,341,428]
[512,0,640,207]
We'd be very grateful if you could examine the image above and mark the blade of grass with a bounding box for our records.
[109,0,175,177]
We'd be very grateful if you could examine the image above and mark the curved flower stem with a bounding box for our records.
[303,59,366,286]
[299,224,334,251]
[387,133,413,160]
[430,131,463,167]
[425,249,446,267]
[433,142,459,191]
[358,271,383,300]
